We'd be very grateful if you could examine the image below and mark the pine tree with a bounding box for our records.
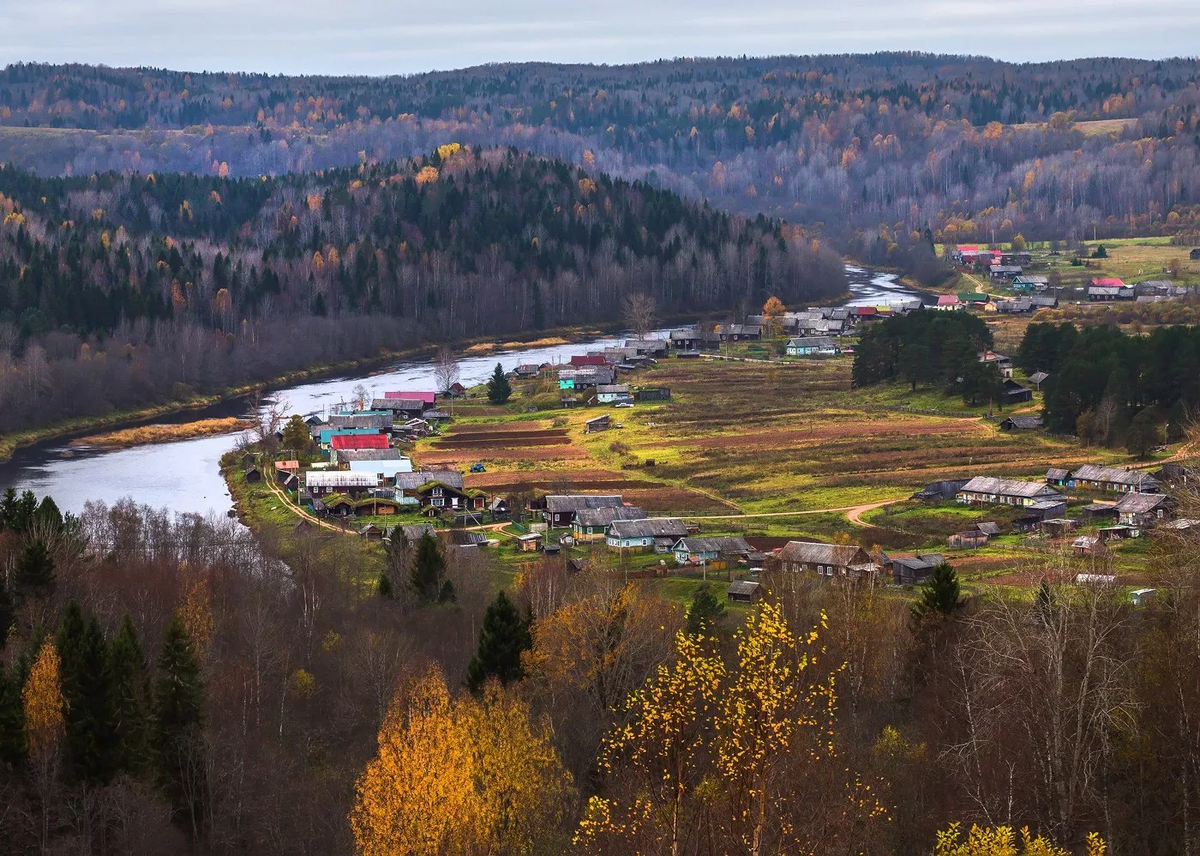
[409,532,446,602]
[14,538,55,600]
[486,363,512,405]
[912,562,961,622]
[0,663,25,767]
[57,604,119,784]
[153,613,207,838]
[377,571,394,599]
[466,591,532,691]
[108,615,152,777]
[685,585,726,636]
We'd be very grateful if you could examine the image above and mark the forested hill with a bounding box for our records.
[0,146,844,433]
[2,55,1200,259]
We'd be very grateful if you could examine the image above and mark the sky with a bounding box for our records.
[0,0,1196,76]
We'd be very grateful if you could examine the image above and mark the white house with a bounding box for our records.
[596,384,633,404]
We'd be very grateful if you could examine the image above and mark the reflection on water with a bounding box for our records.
[0,265,925,517]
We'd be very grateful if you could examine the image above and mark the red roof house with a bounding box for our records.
[570,355,608,367]
[331,433,390,451]
[936,294,964,310]
[1090,277,1125,288]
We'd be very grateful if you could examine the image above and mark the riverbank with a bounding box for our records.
[68,417,255,451]
[0,321,621,465]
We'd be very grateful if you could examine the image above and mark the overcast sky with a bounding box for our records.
[0,0,1195,75]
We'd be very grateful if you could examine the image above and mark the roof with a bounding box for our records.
[384,391,436,404]
[326,413,393,429]
[330,433,390,451]
[545,494,623,513]
[570,355,608,366]
[1046,468,1069,480]
[597,384,631,394]
[372,398,427,411]
[609,518,690,539]
[576,506,646,527]
[976,522,1002,536]
[959,476,1060,499]
[1029,499,1067,511]
[1002,416,1042,429]
[1091,277,1125,288]
[275,460,299,470]
[1071,465,1160,489]
[778,541,870,566]
[305,471,380,488]
[394,470,465,490]
[727,580,761,596]
[338,449,413,462]
[1114,492,1173,514]
[388,523,435,541]
[885,552,944,572]
[676,535,754,555]
[1029,371,1049,384]
[516,532,544,542]
[787,336,837,348]
[937,294,962,306]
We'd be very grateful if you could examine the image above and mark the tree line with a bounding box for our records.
[0,146,844,434]
[1020,321,1200,452]
[852,311,1007,406]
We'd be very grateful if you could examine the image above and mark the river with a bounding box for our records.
[0,266,925,517]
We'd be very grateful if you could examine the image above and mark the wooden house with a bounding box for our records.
[572,506,647,541]
[584,414,611,434]
[516,532,544,552]
[304,471,380,499]
[1114,493,1176,528]
[881,552,945,585]
[1070,465,1161,493]
[1072,535,1103,556]
[596,384,633,404]
[717,324,763,342]
[543,494,624,528]
[1000,415,1042,431]
[1003,379,1033,404]
[607,518,690,552]
[674,535,755,566]
[358,524,385,541]
[957,477,1062,507]
[777,541,875,580]
[786,336,839,357]
[726,580,763,604]
[634,387,671,402]
[244,466,262,483]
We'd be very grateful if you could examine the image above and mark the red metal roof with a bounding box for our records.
[937,294,962,305]
[1091,277,1125,288]
[384,391,436,404]
[330,433,390,450]
[570,355,608,366]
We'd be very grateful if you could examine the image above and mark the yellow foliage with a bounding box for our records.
[180,573,213,662]
[415,165,440,186]
[23,641,65,758]
[934,823,1106,856]
[436,142,462,161]
[350,665,574,855]
[577,177,596,197]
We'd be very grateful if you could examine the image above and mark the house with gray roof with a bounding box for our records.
[544,494,624,527]
[777,541,876,580]
[957,477,1062,507]
[1070,465,1161,493]
[572,506,647,541]
[1115,492,1176,528]
[606,518,689,552]
[674,536,755,565]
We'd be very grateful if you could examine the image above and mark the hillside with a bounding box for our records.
[0,146,844,434]
[2,55,1200,263]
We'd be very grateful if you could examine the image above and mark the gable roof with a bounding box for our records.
[384,391,436,404]
[1071,464,1160,489]
[727,580,761,597]
[959,476,1060,499]
[304,471,380,488]
[576,506,646,527]
[787,336,837,348]
[545,494,623,513]
[778,541,871,567]
[937,294,962,306]
[1114,492,1174,514]
[608,518,690,539]
[1029,371,1049,384]
[1091,277,1125,288]
[330,433,390,451]
[394,470,465,490]
[675,535,754,555]
[1001,416,1042,429]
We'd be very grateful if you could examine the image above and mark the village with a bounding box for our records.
[228,242,1200,607]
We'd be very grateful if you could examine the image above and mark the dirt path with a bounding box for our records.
[682,498,905,527]
[263,475,354,535]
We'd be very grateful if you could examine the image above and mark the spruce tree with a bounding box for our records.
[0,579,13,650]
[377,570,394,599]
[486,363,512,405]
[685,585,726,636]
[153,613,206,838]
[912,562,961,622]
[0,663,25,767]
[58,604,119,784]
[108,615,152,777]
[409,532,446,602]
[466,590,532,691]
[14,538,55,600]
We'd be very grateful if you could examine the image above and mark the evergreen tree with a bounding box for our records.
[108,615,152,777]
[486,363,512,405]
[409,532,446,602]
[466,591,532,690]
[438,579,457,604]
[153,613,207,838]
[58,603,119,784]
[912,562,961,622]
[684,585,726,636]
[377,570,394,599]
[34,496,62,531]
[0,663,25,767]
[14,538,55,600]
[281,413,315,459]
[1127,407,1161,459]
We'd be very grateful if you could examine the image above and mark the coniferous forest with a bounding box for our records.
[0,146,843,433]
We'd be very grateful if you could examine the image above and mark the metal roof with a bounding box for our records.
[545,494,623,513]
[959,477,1060,499]
[778,541,869,566]
[676,535,754,554]
[1114,493,1173,514]
[1071,465,1160,489]
[575,506,646,527]
[608,518,689,539]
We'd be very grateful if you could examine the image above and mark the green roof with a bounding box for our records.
[957,292,990,303]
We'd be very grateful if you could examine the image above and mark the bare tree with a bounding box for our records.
[432,345,460,395]
[622,292,657,338]
[249,391,289,452]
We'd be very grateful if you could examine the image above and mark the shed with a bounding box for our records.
[244,466,262,483]
[1000,415,1042,431]
[516,532,544,552]
[727,580,763,604]
[584,414,611,434]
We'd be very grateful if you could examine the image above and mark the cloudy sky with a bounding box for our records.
[0,0,1195,75]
